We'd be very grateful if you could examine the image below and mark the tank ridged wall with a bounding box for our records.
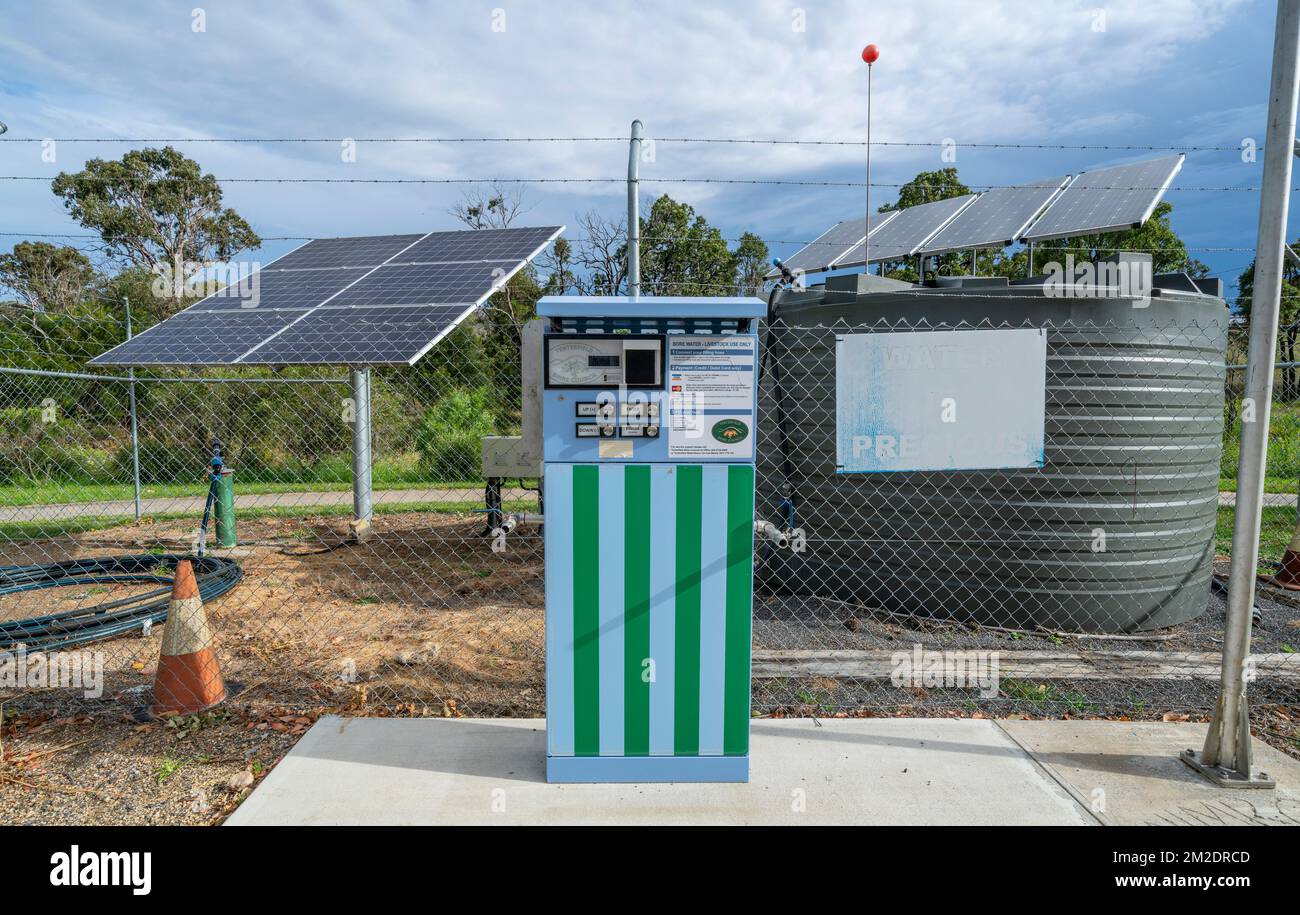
[756,282,1229,632]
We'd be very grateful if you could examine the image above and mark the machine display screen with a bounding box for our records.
[623,349,657,385]
[545,334,663,389]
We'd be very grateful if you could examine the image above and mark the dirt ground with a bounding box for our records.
[1,511,1297,824]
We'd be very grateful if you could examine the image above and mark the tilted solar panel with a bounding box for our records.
[1019,154,1183,243]
[90,226,564,367]
[765,211,899,278]
[918,176,1070,256]
[834,194,978,266]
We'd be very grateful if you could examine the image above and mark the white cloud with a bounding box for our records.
[0,0,1256,257]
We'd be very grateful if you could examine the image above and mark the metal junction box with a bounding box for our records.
[537,295,766,783]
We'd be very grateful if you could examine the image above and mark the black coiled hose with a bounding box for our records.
[0,555,242,653]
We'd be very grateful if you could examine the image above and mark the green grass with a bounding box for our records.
[1220,402,1300,492]
[1214,505,1297,568]
[0,453,514,507]
[1000,679,1092,712]
[1219,477,1299,495]
[0,477,489,507]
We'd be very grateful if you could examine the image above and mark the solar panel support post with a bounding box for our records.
[349,367,374,542]
[1026,241,1034,278]
[1183,0,1299,790]
[627,119,643,298]
[124,297,142,523]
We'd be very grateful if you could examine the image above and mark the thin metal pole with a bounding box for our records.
[864,63,873,272]
[124,297,142,522]
[1026,242,1034,278]
[350,367,373,540]
[628,119,642,298]
[1186,0,1300,787]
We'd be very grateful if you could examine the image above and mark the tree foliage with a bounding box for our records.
[51,146,260,315]
[0,241,97,314]
[882,168,970,211]
[1235,240,1300,399]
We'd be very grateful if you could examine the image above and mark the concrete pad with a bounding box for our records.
[996,719,1300,826]
[227,716,1093,826]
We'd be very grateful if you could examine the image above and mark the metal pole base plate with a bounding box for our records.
[349,518,373,543]
[1180,749,1276,789]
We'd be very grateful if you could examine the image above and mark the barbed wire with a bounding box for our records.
[0,175,1271,192]
[0,135,1258,152]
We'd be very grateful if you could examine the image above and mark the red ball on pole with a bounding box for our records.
[861,43,879,64]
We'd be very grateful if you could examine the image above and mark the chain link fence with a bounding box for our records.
[2,311,1298,721]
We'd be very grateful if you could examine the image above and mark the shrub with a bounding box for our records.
[415,388,496,482]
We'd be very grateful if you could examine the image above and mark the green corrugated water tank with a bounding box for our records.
[756,270,1230,632]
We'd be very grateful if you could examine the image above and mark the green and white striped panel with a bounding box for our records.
[545,463,755,758]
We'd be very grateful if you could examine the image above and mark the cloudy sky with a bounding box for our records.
[0,0,1287,301]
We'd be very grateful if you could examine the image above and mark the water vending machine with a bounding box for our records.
[538,295,767,783]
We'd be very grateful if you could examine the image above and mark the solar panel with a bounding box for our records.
[917,176,1070,256]
[327,262,522,307]
[260,234,426,271]
[766,211,899,277]
[187,267,371,312]
[1019,154,1184,243]
[92,308,307,366]
[834,194,978,266]
[396,226,562,264]
[90,226,563,367]
[242,305,470,365]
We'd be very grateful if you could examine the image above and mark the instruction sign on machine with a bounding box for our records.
[667,336,755,460]
[835,327,1047,473]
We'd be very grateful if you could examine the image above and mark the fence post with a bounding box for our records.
[627,119,642,298]
[125,297,142,522]
[1182,0,1300,788]
[350,367,373,541]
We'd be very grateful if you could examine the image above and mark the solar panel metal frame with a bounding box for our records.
[1018,154,1184,243]
[765,210,900,277]
[832,194,979,267]
[916,176,1071,256]
[90,226,564,367]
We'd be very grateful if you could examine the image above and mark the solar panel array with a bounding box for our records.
[92,226,563,366]
[776,154,1185,274]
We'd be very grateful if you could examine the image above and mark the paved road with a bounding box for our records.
[0,487,530,524]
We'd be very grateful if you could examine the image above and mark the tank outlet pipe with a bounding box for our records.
[491,512,545,541]
[755,520,789,550]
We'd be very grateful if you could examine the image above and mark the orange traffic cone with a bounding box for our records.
[151,559,227,716]
[1264,514,1300,591]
